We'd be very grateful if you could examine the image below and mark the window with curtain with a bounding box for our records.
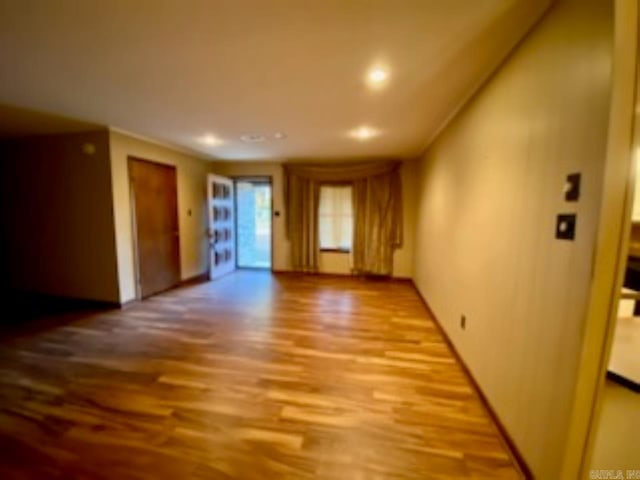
[319,185,353,252]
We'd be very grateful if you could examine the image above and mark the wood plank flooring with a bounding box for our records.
[0,271,522,479]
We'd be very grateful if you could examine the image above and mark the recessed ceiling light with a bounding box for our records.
[199,134,222,146]
[240,133,266,143]
[366,66,390,88]
[273,132,287,140]
[349,126,380,141]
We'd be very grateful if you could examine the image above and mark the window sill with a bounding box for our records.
[320,248,351,254]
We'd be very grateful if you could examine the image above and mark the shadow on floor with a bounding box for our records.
[0,289,117,339]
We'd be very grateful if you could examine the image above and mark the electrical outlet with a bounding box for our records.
[461,315,466,330]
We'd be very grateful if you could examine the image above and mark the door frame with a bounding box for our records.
[232,175,274,271]
[127,156,180,300]
[563,1,640,476]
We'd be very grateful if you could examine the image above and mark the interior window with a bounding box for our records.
[319,185,353,252]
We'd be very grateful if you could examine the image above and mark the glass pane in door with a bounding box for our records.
[236,180,272,269]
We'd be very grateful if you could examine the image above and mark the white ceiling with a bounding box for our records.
[0,0,549,161]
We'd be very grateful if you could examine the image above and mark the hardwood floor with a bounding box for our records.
[0,271,522,479]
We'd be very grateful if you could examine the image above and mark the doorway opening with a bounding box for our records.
[588,146,640,473]
[576,8,639,476]
[234,178,272,269]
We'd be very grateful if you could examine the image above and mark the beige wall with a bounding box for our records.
[0,131,120,303]
[632,158,640,221]
[395,159,418,279]
[209,160,417,278]
[109,131,210,302]
[412,0,612,477]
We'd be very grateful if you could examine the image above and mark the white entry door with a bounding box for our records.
[207,174,236,280]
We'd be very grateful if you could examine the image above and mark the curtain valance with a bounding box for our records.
[284,160,399,183]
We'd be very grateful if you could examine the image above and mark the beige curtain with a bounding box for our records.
[352,168,403,276]
[284,173,321,272]
[284,161,402,275]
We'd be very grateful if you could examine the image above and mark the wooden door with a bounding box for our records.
[129,158,180,298]
[207,174,236,279]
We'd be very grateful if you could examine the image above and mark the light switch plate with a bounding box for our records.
[565,173,581,202]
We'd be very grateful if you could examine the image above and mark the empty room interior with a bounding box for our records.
[0,0,639,479]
